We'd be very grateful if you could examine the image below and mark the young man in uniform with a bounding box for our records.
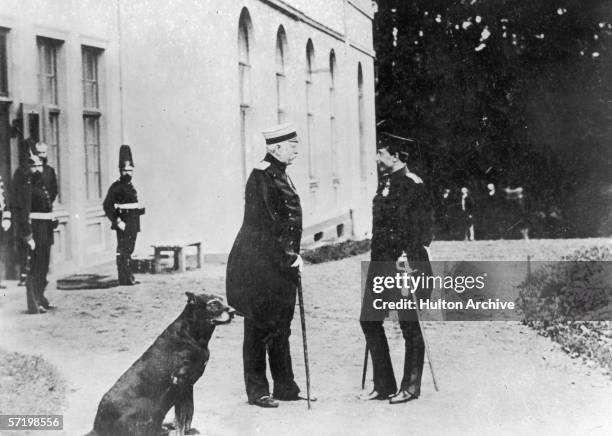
[360,132,434,404]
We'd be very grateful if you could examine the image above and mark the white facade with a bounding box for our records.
[0,0,377,273]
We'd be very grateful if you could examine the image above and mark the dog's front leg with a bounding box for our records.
[174,385,198,435]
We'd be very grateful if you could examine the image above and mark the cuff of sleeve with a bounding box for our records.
[2,211,11,219]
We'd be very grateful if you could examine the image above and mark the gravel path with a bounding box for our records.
[0,238,611,436]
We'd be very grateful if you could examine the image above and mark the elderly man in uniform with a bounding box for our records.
[103,145,144,286]
[226,122,306,408]
[13,154,56,313]
[360,132,434,404]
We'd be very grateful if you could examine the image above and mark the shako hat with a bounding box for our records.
[118,144,134,170]
[262,122,298,145]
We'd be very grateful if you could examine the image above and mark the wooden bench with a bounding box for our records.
[151,241,203,273]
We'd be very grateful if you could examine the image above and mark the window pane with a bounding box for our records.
[82,47,100,108]
[0,31,7,96]
[38,38,58,105]
[48,113,61,201]
[84,116,101,199]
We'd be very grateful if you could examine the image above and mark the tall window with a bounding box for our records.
[275,26,287,123]
[329,50,338,181]
[0,28,8,97]
[238,8,253,183]
[38,36,63,199]
[82,45,103,200]
[305,39,315,182]
[358,63,367,181]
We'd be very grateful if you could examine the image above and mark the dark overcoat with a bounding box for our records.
[226,153,302,326]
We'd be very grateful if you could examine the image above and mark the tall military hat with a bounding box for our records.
[118,144,134,170]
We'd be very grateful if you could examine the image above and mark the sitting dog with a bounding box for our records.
[85,292,233,436]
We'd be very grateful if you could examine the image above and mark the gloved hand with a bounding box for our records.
[291,254,303,273]
[27,238,35,251]
[1,218,10,232]
[117,219,126,231]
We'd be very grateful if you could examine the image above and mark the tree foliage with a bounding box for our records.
[374,0,612,236]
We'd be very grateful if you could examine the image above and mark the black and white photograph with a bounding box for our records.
[0,0,611,435]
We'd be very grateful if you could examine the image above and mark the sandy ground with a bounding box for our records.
[1,238,612,436]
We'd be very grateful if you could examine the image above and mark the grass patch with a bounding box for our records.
[0,348,67,415]
[517,245,612,376]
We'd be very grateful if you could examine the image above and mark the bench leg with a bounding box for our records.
[153,249,162,274]
[196,243,203,269]
[177,247,186,273]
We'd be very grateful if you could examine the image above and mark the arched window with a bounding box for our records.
[238,8,253,182]
[329,50,338,183]
[305,39,315,182]
[275,26,288,123]
[358,63,366,181]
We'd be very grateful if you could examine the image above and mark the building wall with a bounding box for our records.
[0,0,377,272]
[120,0,378,255]
[0,0,122,273]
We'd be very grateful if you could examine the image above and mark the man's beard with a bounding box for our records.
[31,172,43,184]
[40,156,48,165]
[120,174,132,183]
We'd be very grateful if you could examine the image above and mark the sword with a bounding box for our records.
[361,344,369,390]
[24,247,39,314]
[297,274,312,409]
[396,258,439,392]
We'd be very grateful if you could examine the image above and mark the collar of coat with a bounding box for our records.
[264,153,288,172]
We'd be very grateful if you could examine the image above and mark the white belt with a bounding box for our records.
[114,203,141,209]
[30,212,54,220]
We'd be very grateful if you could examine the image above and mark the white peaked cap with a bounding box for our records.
[261,122,298,144]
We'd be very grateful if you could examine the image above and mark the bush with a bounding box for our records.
[302,239,371,264]
[517,245,612,376]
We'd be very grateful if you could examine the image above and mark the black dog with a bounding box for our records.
[86,292,233,436]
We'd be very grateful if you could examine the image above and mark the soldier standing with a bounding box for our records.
[1,175,11,289]
[35,142,58,205]
[360,132,434,404]
[13,154,56,313]
[103,145,144,286]
[226,122,306,408]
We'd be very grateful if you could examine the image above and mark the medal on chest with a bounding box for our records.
[382,179,390,197]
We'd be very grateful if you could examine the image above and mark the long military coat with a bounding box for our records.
[226,153,302,326]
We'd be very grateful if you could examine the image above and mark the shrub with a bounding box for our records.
[517,245,612,376]
[302,239,371,264]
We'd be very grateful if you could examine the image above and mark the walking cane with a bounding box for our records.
[397,259,439,392]
[361,344,369,390]
[297,273,312,409]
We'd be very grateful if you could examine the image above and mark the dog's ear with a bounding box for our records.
[185,292,197,305]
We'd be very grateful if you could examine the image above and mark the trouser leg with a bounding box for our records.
[35,244,51,306]
[116,231,136,284]
[269,323,300,399]
[360,320,397,395]
[399,321,425,396]
[243,317,270,402]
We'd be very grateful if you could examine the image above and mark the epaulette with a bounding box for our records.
[406,171,423,184]
[254,161,271,170]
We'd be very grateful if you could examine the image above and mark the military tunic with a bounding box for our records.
[226,153,302,402]
[360,165,434,397]
[13,172,54,311]
[103,179,143,285]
